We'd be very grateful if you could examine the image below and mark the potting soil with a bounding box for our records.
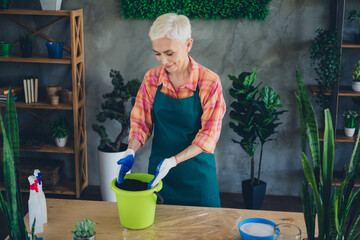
[115,179,148,191]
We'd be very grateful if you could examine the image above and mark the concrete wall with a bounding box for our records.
[3,0,359,196]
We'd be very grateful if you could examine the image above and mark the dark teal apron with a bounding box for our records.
[148,84,221,207]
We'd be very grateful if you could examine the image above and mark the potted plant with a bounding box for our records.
[40,0,62,11]
[49,118,71,147]
[343,110,358,137]
[92,69,140,201]
[0,0,10,9]
[296,70,360,240]
[352,60,360,92]
[348,10,360,43]
[19,34,33,58]
[0,89,36,239]
[228,67,286,209]
[71,219,96,240]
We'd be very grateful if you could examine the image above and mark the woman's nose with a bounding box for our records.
[161,57,168,65]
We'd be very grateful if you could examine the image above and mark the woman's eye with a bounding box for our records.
[155,53,160,56]
[167,53,173,56]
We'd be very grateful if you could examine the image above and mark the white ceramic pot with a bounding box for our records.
[55,136,68,147]
[40,0,62,11]
[352,81,360,92]
[98,149,130,202]
[345,127,355,137]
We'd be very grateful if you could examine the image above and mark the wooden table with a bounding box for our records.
[25,198,306,239]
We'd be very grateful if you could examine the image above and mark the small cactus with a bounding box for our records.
[71,219,96,238]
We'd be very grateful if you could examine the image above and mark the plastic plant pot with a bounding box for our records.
[0,41,12,57]
[46,41,64,59]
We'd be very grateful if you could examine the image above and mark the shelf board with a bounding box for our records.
[342,42,360,48]
[19,141,74,153]
[309,85,360,97]
[318,129,359,143]
[0,179,76,195]
[333,171,360,187]
[0,100,73,110]
[0,55,71,64]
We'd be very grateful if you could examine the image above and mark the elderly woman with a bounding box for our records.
[117,13,226,207]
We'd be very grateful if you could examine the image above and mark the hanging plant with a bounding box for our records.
[119,0,273,21]
[309,28,341,110]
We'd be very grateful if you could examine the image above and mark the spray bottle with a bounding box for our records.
[28,175,43,233]
[34,169,47,223]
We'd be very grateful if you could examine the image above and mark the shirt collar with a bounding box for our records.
[157,55,199,91]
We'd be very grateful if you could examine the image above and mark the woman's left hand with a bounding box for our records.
[148,157,177,189]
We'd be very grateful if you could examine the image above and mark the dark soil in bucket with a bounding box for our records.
[115,179,148,191]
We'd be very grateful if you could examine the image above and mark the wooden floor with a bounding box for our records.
[0,186,302,239]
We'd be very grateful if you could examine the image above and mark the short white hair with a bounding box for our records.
[149,13,191,43]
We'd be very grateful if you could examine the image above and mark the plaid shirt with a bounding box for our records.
[129,56,226,153]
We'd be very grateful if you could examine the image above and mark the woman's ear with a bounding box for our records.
[186,38,193,53]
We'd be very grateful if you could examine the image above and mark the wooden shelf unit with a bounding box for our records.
[309,84,360,97]
[0,9,87,198]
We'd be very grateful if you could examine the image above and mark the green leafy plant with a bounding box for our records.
[310,28,341,109]
[19,34,32,49]
[343,110,359,128]
[119,0,272,21]
[353,60,360,82]
[92,69,141,152]
[71,218,96,238]
[229,67,286,185]
[0,89,33,239]
[49,118,71,139]
[295,69,360,240]
[348,10,360,33]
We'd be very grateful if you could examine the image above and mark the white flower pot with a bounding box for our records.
[352,81,360,92]
[98,149,131,202]
[40,0,62,11]
[55,136,68,147]
[345,127,355,137]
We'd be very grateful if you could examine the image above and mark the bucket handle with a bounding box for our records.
[154,191,164,204]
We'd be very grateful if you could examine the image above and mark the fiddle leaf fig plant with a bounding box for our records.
[71,219,96,238]
[92,69,141,152]
[229,67,286,185]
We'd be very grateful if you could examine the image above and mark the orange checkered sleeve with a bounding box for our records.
[129,56,226,153]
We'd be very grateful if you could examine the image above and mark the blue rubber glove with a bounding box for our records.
[116,149,135,184]
[148,157,177,189]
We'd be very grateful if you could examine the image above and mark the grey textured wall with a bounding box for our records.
[4,0,358,197]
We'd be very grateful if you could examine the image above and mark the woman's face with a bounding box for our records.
[152,36,193,74]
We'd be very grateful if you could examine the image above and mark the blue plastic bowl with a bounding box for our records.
[46,41,64,59]
[238,218,276,240]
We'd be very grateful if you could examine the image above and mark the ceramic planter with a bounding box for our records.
[40,0,62,11]
[73,234,96,240]
[352,81,360,92]
[0,41,12,57]
[242,179,267,209]
[46,41,64,59]
[345,127,355,137]
[55,136,68,147]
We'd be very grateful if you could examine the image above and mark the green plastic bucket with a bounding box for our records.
[111,173,162,229]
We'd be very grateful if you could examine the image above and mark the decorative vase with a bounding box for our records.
[46,41,64,59]
[50,95,59,105]
[40,0,62,11]
[345,127,355,137]
[352,81,360,92]
[242,179,267,209]
[55,136,68,147]
[0,41,12,57]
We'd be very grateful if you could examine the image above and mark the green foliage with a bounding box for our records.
[229,67,286,185]
[295,69,360,240]
[348,10,360,32]
[343,110,359,128]
[19,34,32,49]
[49,118,71,139]
[0,89,30,240]
[71,219,96,238]
[119,0,272,21]
[92,69,141,152]
[310,28,341,110]
[353,60,360,82]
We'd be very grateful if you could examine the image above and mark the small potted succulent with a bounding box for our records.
[49,118,72,147]
[348,10,360,43]
[352,60,360,92]
[71,219,96,240]
[19,34,33,58]
[343,110,359,137]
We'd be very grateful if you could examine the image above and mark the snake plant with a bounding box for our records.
[0,89,30,239]
[295,69,360,240]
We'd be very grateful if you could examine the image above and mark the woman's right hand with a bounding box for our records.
[116,149,135,184]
